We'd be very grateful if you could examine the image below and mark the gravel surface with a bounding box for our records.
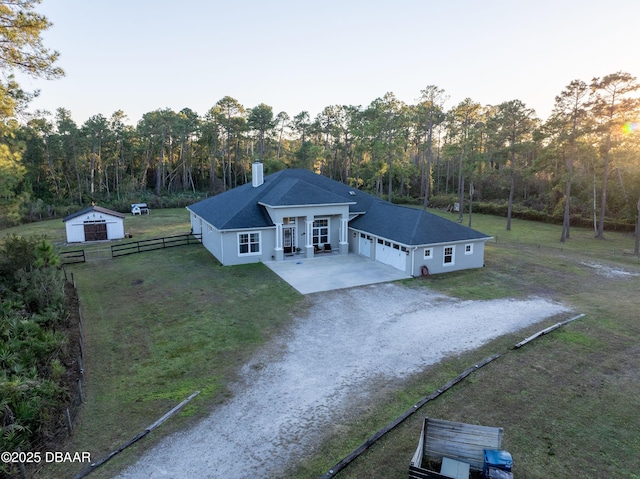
[115,283,569,479]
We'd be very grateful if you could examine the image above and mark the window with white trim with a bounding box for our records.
[444,246,455,265]
[312,218,329,245]
[465,243,473,255]
[238,232,261,255]
[424,248,432,259]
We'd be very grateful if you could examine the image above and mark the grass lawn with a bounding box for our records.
[3,208,639,478]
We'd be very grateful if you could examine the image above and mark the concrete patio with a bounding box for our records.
[264,253,411,294]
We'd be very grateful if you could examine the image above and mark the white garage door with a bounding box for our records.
[375,241,406,271]
[359,234,372,258]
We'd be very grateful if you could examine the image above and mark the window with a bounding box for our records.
[283,217,296,225]
[238,232,261,255]
[465,243,473,255]
[444,246,455,265]
[424,248,432,259]
[312,218,329,245]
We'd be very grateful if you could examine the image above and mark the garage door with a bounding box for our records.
[359,234,372,258]
[375,240,406,271]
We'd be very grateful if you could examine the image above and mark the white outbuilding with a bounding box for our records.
[63,205,125,243]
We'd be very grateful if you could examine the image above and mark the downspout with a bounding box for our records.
[411,247,418,277]
[220,231,224,264]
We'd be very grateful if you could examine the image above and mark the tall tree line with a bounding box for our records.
[5,75,640,241]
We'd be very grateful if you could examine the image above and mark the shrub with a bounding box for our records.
[0,237,72,474]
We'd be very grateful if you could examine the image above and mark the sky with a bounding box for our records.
[14,0,640,127]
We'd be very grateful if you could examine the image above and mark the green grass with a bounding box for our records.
[3,209,640,478]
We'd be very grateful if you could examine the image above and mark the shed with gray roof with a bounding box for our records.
[63,205,125,243]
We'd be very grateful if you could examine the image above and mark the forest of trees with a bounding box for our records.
[4,76,639,238]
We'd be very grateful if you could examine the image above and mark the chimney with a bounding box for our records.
[252,161,264,187]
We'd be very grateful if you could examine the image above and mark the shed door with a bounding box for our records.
[84,222,107,241]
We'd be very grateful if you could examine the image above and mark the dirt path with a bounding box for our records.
[116,283,569,478]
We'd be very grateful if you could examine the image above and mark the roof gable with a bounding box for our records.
[63,205,125,222]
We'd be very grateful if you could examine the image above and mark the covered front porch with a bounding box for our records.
[272,213,349,261]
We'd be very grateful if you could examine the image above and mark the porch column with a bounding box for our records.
[274,222,284,261]
[339,216,349,255]
[305,218,314,258]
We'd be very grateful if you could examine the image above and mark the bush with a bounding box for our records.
[393,195,421,206]
[0,234,39,284]
[428,194,459,209]
[0,237,72,475]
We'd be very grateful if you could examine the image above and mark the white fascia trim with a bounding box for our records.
[349,227,411,249]
[218,225,276,233]
[417,237,494,249]
[258,201,356,208]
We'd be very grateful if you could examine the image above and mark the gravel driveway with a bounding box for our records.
[116,283,569,478]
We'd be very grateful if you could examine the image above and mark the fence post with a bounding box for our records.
[65,408,73,432]
[78,376,85,403]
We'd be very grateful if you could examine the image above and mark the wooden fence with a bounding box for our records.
[111,233,201,257]
[60,233,202,264]
[60,249,86,264]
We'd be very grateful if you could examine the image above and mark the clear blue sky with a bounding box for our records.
[17,0,640,126]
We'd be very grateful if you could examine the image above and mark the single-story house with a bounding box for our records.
[63,205,125,243]
[187,163,492,276]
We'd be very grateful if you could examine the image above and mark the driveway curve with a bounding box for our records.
[116,283,569,478]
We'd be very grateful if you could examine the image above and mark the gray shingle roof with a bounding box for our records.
[187,168,490,245]
[259,177,355,207]
[349,201,491,245]
[187,169,370,230]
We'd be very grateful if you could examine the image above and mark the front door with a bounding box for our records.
[283,226,295,254]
